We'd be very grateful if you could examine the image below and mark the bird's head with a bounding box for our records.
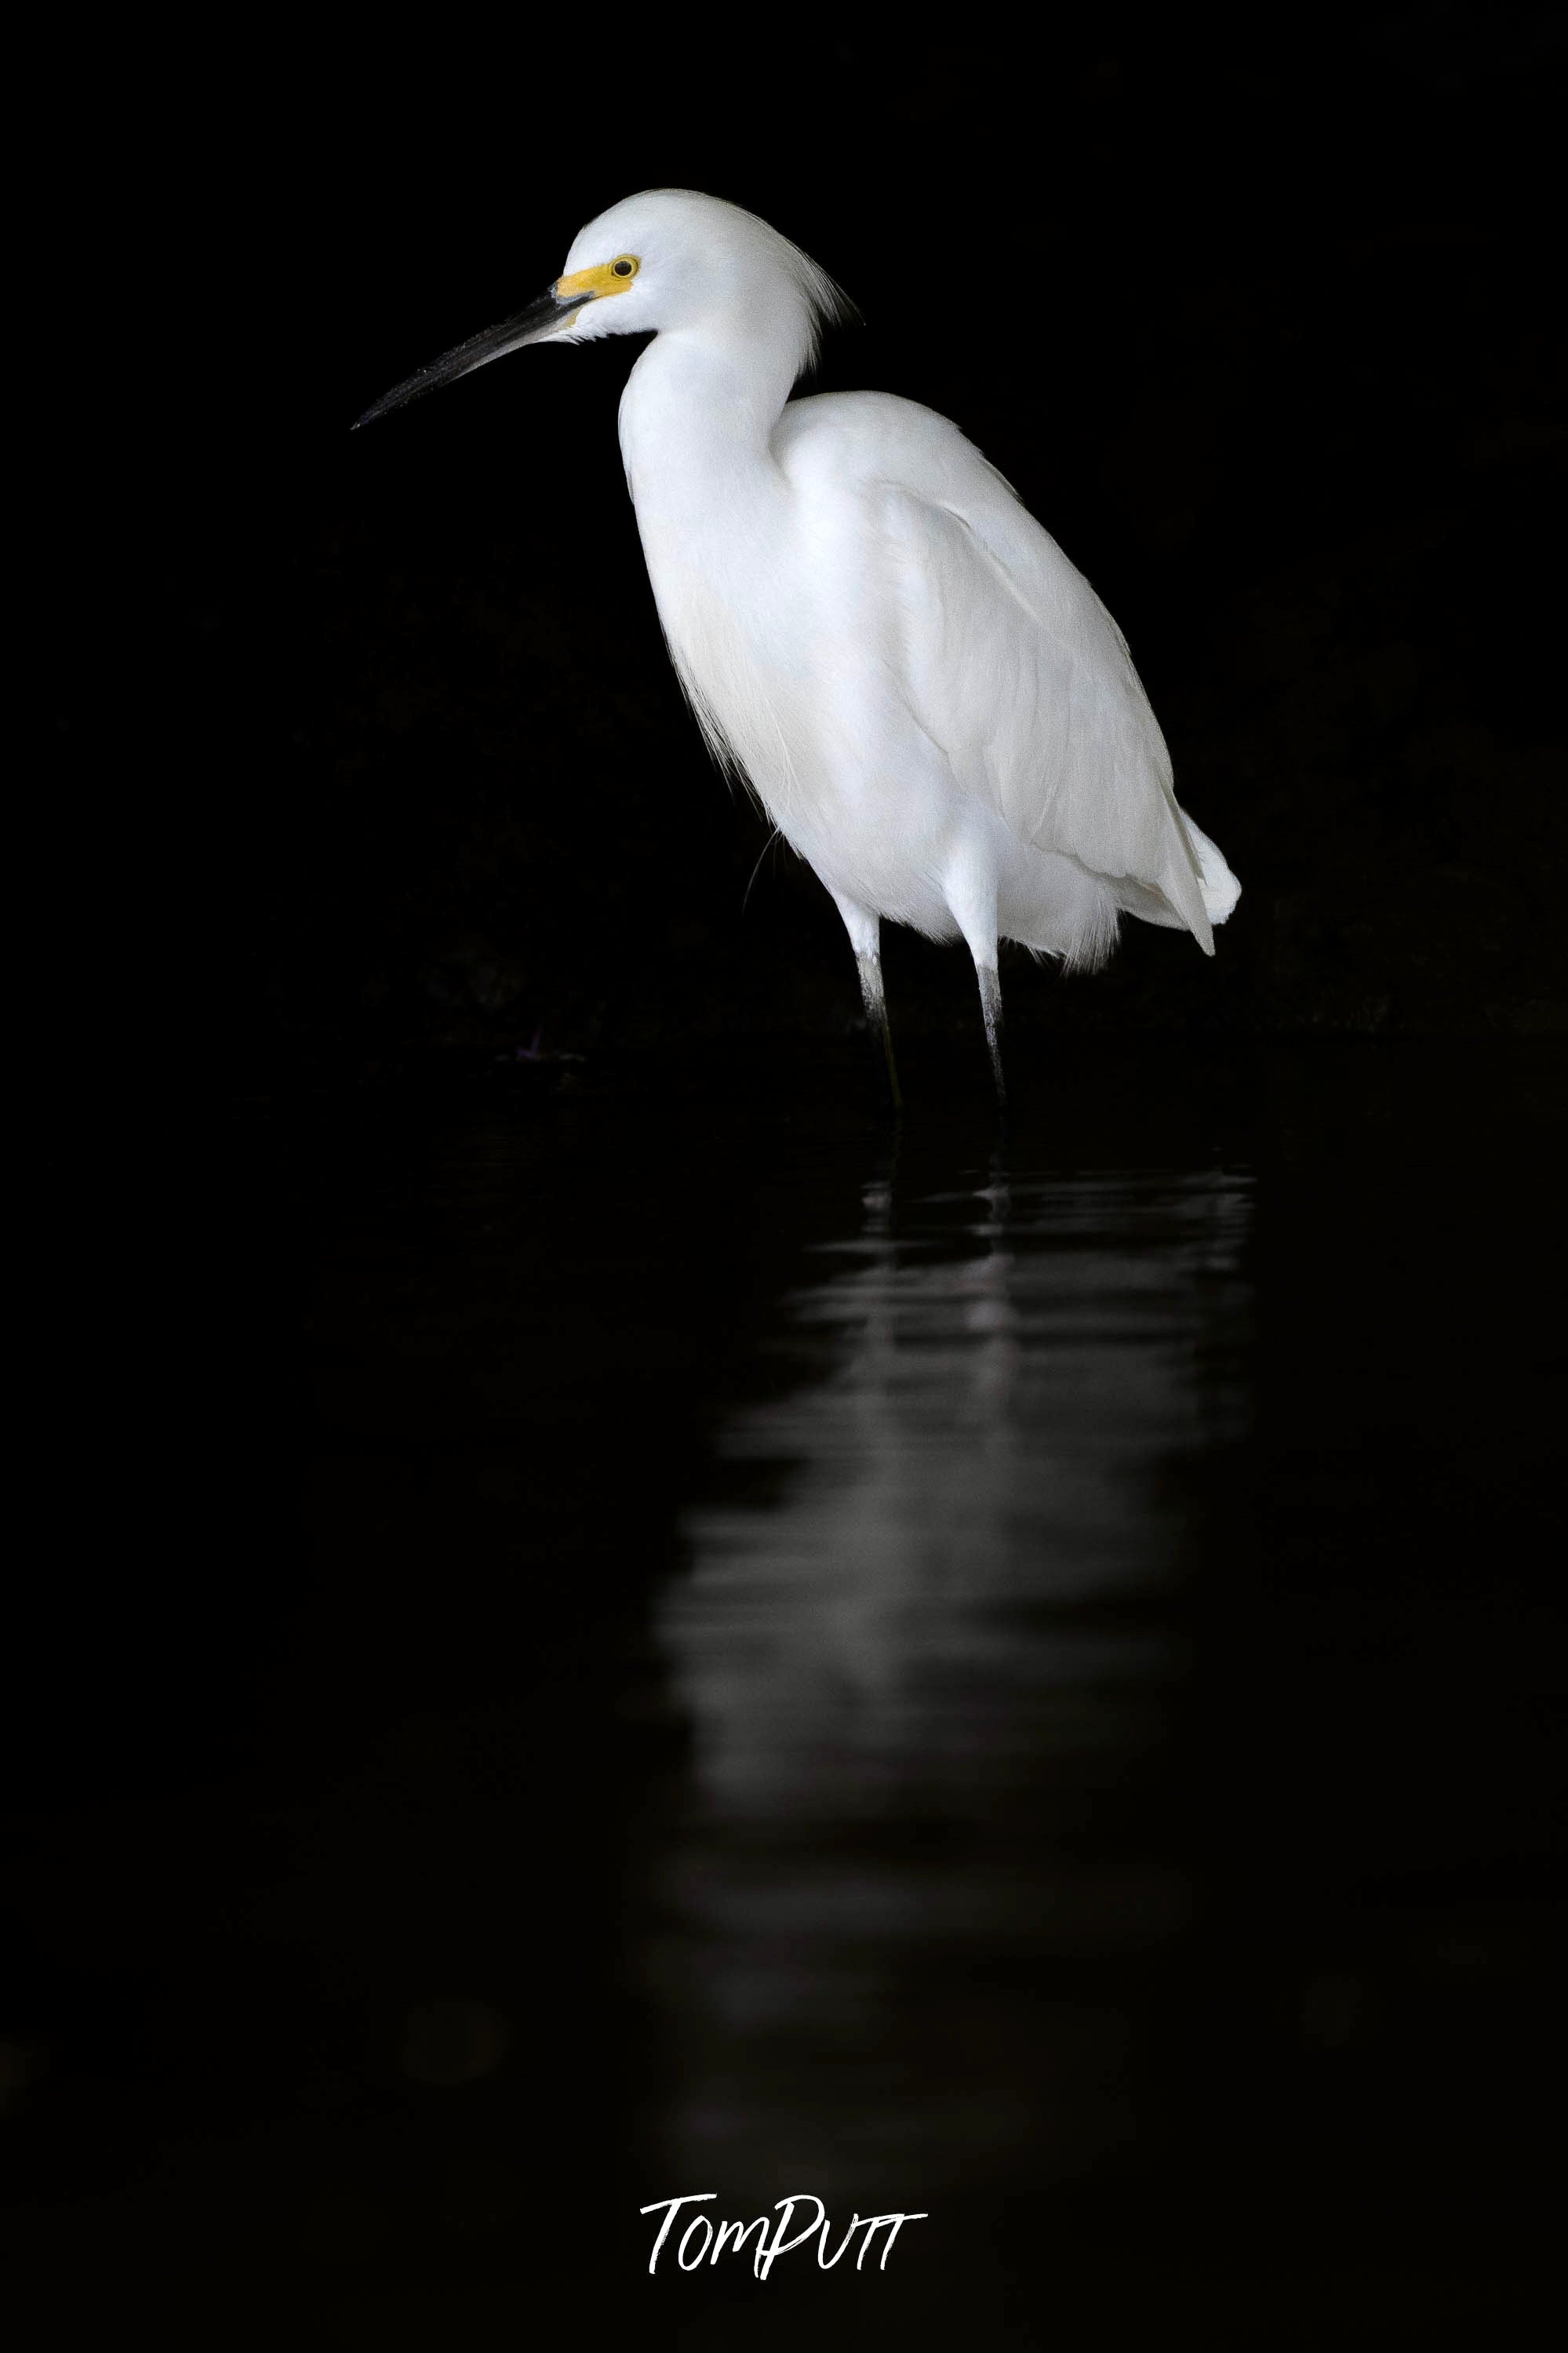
[355,189,851,428]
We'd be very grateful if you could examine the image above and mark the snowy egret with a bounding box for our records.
[358,190,1239,1101]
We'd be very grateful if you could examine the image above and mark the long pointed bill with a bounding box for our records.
[354,283,594,428]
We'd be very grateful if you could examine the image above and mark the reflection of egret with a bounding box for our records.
[358,190,1240,1098]
[668,1164,1251,1810]
[649,1162,1252,2195]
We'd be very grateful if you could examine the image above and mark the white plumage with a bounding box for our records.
[360,188,1239,1097]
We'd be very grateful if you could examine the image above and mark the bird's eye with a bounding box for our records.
[611,256,638,278]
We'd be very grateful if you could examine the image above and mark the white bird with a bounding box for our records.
[358,189,1239,1102]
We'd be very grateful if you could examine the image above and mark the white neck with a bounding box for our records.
[617,325,799,639]
[620,325,794,482]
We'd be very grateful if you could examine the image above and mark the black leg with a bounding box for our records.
[857,951,904,1112]
[977,962,1006,1106]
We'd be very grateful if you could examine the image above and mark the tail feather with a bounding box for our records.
[1179,808,1241,928]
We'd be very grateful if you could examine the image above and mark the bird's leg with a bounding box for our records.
[858,947,904,1111]
[976,962,1006,1105]
[833,893,902,1111]
[943,854,1006,1108]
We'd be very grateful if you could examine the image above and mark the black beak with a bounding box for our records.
[353,285,591,428]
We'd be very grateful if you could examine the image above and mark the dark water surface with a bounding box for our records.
[4,1042,1563,2344]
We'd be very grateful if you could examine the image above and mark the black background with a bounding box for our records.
[13,9,1568,2344]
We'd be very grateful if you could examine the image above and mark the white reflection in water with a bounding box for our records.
[648,1165,1252,2196]
[667,1168,1251,1810]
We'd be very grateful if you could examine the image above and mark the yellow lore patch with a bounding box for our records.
[555,256,640,303]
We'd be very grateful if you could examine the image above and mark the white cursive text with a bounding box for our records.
[640,2192,928,2278]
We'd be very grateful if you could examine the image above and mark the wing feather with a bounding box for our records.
[779,394,1214,948]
